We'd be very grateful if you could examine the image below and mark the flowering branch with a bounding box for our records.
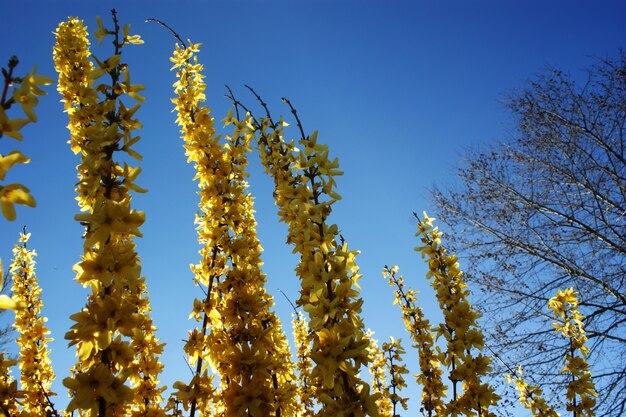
[548,288,597,417]
[414,212,499,417]
[384,265,445,417]
[170,41,299,417]
[54,13,164,417]
[10,230,57,415]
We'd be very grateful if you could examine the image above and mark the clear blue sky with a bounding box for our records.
[1,0,624,413]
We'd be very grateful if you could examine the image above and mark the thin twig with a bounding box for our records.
[145,18,186,48]
[245,85,276,128]
[38,381,60,417]
[224,84,243,121]
[183,355,195,377]
[281,97,306,141]
[278,288,298,314]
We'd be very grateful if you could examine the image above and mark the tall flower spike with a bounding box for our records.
[170,41,298,417]
[548,288,597,417]
[384,265,445,417]
[365,331,393,417]
[293,311,315,417]
[54,14,164,417]
[250,96,379,417]
[381,337,409,417]
[169,42,219,416]
[414,212,499,417]
[10,230,57,415]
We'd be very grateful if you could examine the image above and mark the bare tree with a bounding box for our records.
[431,51,626,416]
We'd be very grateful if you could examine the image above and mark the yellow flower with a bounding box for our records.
[10,66,53,122]
[122,24,144,45]
[91,54,121,81]
[123,69,146,102]
[0,151,30,181]
[0,183,36,221]
[24,66,54,95]
[94,16,108,45]
[0,108,29,140]
[74,197,145,247]
[65,364,134,412]
[0,294,17,309]
[255,102,376,416]
[12,78,39,122]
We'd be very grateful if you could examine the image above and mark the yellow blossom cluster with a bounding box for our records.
[10,231,57,415]
[0,56,52,221]
[53,14,165,417]
[384,265,445,416]
[380,337,409,416]
[168,40,219,417]
[505,366,560,417]
[0,353,20,416]
[127,287,167,417]
[170,41,298,417]
[253,106,378,417]
[414,213,499,417]
[365,332,393,417]
[548,288,597,417]
[293,311,315,417]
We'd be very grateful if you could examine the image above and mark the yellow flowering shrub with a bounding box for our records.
[0,12,603,417]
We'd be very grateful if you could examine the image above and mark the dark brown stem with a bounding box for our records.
[189,247,218,417]
[386,348,398,417]
[98,11,123,417]
[38,381,60,417]
[282,97,306,141]
[1,56,19,110]
[145,18,186,48]
[278,288,298,314]
[245,85,276,128]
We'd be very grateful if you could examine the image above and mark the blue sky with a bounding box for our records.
[1,0,624,413]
